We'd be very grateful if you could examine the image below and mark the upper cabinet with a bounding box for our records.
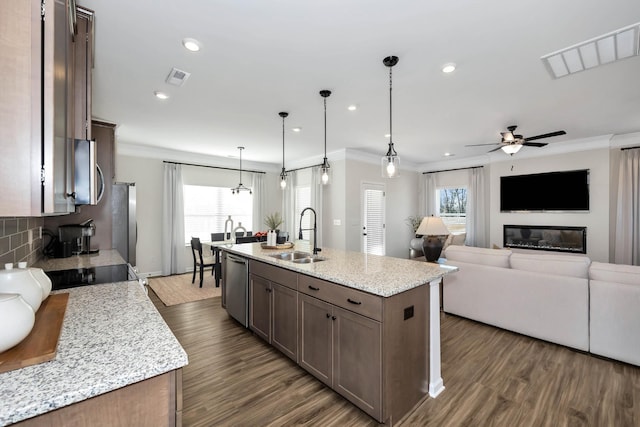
[0,0,93,217]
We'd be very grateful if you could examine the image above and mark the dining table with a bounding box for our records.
[202,240,234,287]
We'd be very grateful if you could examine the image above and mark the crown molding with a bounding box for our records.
[610,131,640,148]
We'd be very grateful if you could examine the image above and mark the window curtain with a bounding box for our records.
[466,167,487,248]
[310,167,324,247]
[614,148,640,265]
[282,171,297,240]
[161,163,186,275]
[251,173,266,234]
[425,173,437,216]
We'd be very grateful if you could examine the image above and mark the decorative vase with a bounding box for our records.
[410,237,424,256]
[0,293,36,353]
[18,262,52,301]
[0,264,42,312]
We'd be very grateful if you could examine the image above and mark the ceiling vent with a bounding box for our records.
[166,67,191,86]
[541,22,640,79]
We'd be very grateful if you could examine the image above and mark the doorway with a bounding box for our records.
[361,182,385,255]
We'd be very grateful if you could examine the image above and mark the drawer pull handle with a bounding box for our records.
[266,288,272,293]
[332,315,337,320]
[326,313,331,318]
[308,285,320,291]
[347,298,362,305]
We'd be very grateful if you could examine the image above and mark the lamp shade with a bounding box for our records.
[501,144,522,155]
[416,216,450,237]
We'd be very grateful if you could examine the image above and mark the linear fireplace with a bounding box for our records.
[503,225,587,254]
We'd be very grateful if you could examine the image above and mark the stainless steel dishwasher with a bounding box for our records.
[222,252,249,327]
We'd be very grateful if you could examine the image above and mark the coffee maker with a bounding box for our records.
[58,219,98,255]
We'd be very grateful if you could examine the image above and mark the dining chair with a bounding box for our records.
[190,237,215,288]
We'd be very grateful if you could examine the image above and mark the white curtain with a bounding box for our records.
[614,148,640,265]
[425,173,437,216]
[282,171,297,240]
[466,167,487,248]
[310,167,324,247]
[251,173,266,234]
[161,163,186,275]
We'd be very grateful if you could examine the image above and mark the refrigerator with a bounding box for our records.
[112,183,137,266]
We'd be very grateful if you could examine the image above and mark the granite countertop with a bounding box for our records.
[0,282,188,426]
[33,249,127,271]
[222,242,458,297]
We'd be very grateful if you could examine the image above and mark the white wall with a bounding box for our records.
[321,159,346,251]
[489,148,610,262]
[344,159,419,259]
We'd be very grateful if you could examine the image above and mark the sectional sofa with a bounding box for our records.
[442,245,640,366]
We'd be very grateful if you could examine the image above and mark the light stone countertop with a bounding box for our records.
[222,242,458,297]
[0,282,188,426]
[33,249,127,271]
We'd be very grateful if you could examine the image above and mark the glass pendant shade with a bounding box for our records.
[319,89,331,185]
[318,158,331,185]
[381,55,400,178]
[280,168,287,189]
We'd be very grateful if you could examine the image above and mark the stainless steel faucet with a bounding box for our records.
[298,207,321,255]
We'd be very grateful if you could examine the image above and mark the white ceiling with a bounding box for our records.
[81,0,640,169]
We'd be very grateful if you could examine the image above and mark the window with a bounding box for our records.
[362,183,385,256]
[295,185,311,240]
[436,187,467,234]
[183,185,252,244]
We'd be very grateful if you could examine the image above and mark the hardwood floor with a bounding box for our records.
[150,290,640,426]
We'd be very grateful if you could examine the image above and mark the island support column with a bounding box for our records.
[428,278,445,397]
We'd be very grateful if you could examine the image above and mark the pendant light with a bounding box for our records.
[231,146,252,194]
[279,112,288,189]
[382,55,400,178]
[319,89,331,185]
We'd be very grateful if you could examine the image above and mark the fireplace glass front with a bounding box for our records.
[503,225,586,254]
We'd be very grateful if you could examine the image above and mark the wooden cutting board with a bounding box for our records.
[0,293,69,374]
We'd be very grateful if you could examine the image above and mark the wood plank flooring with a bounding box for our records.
[150,290,640,426]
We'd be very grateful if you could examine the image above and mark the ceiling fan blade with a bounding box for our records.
[466,143,501,147]
[525,130,566,142]
[488,146,504,153]
[522,142,548,147]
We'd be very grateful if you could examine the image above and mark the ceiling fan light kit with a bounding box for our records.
[279,112,289,190]
[231,146,252,194]
[319,90,332,185]
[466,125,566,156]
[382,55,400,178]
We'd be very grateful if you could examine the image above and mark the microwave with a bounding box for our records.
[73,139,104,205]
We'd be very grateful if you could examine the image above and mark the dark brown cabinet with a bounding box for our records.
[299,287,382,420]
[249,261,298,362]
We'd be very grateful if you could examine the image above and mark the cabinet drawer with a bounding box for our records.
[299,275,382,321]
[250,260,298,290]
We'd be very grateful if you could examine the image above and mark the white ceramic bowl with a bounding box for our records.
[0,293,36,353]
[0,267,43,311]
[28,268,52,301]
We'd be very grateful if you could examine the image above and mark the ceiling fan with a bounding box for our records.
[467,125,566,155]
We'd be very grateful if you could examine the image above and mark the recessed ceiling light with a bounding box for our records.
[292,127,302,132]
[154,91,169,100]
[348,105,357,111]
[444,152,454,157]
[384,133,391,138]
[182,38,201,52]
[442,63,456,73]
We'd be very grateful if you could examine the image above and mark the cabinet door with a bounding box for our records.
[74,8,93,140]
[298,294,332,386]
[249,274,271,342]
[333,306,382,419]
[272,283,298,362]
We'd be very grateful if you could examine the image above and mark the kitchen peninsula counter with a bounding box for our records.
[222,242,457,297]
[0,281,188,426]
[221,242,457,423]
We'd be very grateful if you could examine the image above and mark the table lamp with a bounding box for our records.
[416,216,451,262]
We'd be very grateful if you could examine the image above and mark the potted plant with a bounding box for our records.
[264,212,284,231]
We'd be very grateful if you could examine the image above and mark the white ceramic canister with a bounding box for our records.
[0,293,36,353]
[18,262,52,301]
[0,264,42,312]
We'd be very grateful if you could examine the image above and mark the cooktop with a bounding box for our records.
[45,264,131,291]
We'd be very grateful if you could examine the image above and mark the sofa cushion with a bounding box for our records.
[444,245,511,268]
[510,252,590,279]
[589,262,640,286]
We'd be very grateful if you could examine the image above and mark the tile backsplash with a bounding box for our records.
[0,217,44,267]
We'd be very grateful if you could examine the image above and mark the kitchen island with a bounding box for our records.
[221,242,457,424]
[0,273,187,425]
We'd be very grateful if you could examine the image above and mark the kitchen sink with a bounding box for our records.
[268,251,311,261]
[291,256,326,264]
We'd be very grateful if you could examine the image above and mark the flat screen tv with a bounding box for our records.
[500,169,589,212]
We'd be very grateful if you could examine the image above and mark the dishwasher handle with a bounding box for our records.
[227,254,247,265]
